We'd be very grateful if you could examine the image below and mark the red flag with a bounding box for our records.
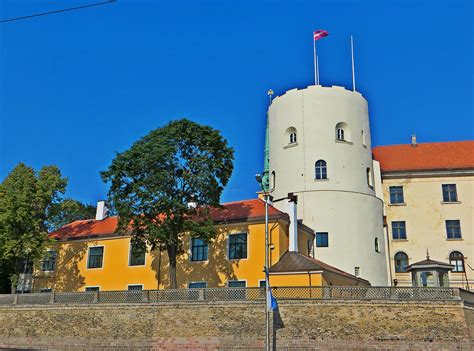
[313,30,329,41]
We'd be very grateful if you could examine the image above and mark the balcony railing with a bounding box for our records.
[0,286,461,306]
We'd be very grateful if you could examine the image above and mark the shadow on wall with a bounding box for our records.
[151,202,258,288]
[52,241,88,292]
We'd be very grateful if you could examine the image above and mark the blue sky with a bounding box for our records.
[0,0,472,205]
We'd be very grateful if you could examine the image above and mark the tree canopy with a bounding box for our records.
[47,199,96,232]
[0,163,67,292]
[101,118,234,288]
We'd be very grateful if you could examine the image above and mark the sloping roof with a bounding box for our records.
[51,199,289,241]
[372,141,474,172]
[407,258,454,271]
[268,251,369,284]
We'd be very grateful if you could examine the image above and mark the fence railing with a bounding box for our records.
[0,286,460,306]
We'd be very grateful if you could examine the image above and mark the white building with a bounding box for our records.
[373,140,474,290]
[264,85,389,286]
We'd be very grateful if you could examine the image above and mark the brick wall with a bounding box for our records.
[0,300,472,350]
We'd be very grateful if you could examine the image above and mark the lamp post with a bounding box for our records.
[255,173,270,351]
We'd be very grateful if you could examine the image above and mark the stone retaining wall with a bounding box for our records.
[0,300,472,350]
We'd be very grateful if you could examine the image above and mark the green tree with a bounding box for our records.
[48,199,96,231]
[0,163,67,293]
[101,119,234,288]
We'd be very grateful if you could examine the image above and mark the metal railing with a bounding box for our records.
[0,286,460,306]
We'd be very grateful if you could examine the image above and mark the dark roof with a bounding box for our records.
[268,251,369,284]
[51,199,292,241]
[407,258,454,271]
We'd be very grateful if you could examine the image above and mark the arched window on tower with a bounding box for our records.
[286,127,297,145]
[374,238,380,253]
[361,130,366,146]
[449,251,465,272]
[366,167,373,187]
[335,122,350,142]
[270,171,276,190]
[315,160,327,180]
[394,252,409,273]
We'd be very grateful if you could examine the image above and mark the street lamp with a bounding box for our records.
[255,173,270,351]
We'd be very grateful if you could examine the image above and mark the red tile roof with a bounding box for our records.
[51,199,288,241]
[373,141,474,172]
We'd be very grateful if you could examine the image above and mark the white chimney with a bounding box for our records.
[95,201,109,221]
[287,198,298,252]
[411,134,417,146]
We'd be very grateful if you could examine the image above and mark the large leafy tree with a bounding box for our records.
[0,163,67,292]
[47,199,96,231]
[101,119,234,288]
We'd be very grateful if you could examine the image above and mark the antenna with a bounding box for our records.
[351,35,356,91]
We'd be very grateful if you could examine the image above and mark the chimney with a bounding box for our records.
[95,201,109,221]
[287,194,298,252]
[411,134,417,147]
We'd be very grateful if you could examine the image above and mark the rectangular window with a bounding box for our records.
[85,286,100,292]
[228,233,247,259]
[41,250,57,272]
[40,288,52,293]
[228,280,246,288]
[259,280,266,287]
[191,238,208,261]
[391,221,407,240]
[316,232,328,247]
[446,220,461,239]
[87,246,104,269]
[127,285,143,291]
[188,282,207,289]
[389,186,404,204]
[129,242,146,266]
[442,184,458,202]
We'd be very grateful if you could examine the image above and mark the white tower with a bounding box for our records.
[267,85,389,285]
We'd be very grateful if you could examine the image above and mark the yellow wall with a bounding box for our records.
[269,273,322,287]
[34,219,316,292]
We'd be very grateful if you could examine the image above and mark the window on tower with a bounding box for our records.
[315,160,327,180]
[335,122,350,142]
[286,127,297,145]
[270,171,276,190]
[337,128,344,140]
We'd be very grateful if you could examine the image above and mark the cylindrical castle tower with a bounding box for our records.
[266,85,388,286]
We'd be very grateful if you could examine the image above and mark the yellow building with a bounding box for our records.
[373,140,474,290]
[33,199,368,292]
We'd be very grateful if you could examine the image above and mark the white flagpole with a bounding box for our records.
[313,34,318,85]
[316,55,320,85]
[351,35,356,91]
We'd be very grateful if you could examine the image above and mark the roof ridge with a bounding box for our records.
[373,140,474,149]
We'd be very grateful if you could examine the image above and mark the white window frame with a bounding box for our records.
[41,249,57,273]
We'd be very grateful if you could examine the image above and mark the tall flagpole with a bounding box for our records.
[313,34,318,85]
[351,35,356,91]
[316,55,320,85]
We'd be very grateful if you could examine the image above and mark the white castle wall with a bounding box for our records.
[268,85,389,285]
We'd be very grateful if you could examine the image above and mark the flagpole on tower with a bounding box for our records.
[313,34,318,85]
[316,55,320,85]
[313,30,328,86]
[351,35,356,91]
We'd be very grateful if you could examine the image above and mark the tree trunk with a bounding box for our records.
[167,244,178,289]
